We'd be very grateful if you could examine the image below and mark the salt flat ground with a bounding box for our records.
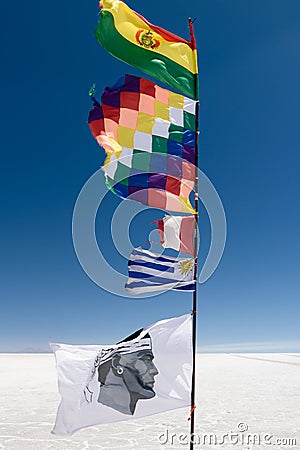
[0,354,299,450]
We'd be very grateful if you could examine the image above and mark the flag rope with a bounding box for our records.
[188,404,197,421]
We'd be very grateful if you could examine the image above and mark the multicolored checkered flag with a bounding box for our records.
[88,75,196,213]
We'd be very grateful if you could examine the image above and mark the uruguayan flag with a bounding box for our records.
[125,247,195,294]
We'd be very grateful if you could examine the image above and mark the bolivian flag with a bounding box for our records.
[95,0,198,99]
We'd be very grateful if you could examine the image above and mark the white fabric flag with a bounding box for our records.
[51,314,192,435]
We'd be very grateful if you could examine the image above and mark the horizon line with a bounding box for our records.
[0,339,300,354]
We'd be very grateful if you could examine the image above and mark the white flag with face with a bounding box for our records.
[51,314,192,435]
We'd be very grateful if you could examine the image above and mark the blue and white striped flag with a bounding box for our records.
[125,247,195,294]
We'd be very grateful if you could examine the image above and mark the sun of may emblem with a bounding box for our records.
[179,260,193,276]
[135,30,160,49]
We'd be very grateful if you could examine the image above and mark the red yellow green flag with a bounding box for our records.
[95,0,198,99]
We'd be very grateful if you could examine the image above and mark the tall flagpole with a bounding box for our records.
[188,17,199,450]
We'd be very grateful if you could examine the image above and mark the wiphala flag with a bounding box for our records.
[88,75,196,213]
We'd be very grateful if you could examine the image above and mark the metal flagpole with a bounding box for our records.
[188,17,199,450]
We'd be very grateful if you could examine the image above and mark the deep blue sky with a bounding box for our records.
[1,0,299,352]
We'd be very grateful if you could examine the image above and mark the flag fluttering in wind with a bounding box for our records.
[51,314,192,435]
[95,0,198,98]
[88,75,197,213]
[88,75,196,163]
[125,247,195,294]
[156,215,195,255]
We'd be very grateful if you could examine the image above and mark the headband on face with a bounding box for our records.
[97,337,152,366]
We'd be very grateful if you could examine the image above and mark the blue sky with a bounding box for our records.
[1,0,299,352]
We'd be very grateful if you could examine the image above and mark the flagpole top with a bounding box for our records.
[188,18,197,50]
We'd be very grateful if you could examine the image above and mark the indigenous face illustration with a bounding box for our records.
[85,331,159,415]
